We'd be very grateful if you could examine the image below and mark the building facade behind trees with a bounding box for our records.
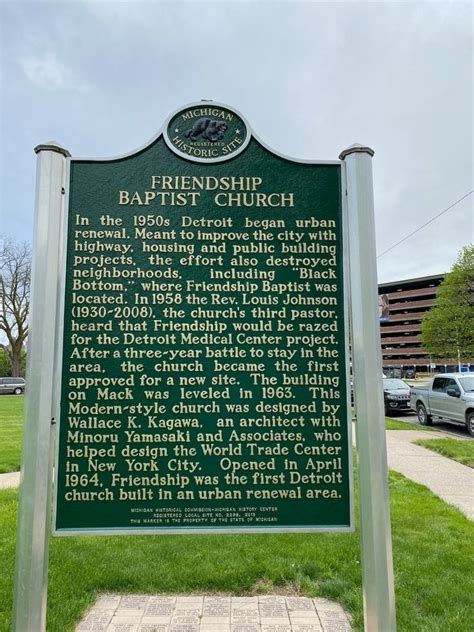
[378,273,473,377]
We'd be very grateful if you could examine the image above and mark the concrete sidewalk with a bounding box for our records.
[76,595,352,632]
[0,471,20,489]
[385,429,474,520]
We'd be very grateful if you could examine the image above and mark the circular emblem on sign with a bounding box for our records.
[164,102,251,163]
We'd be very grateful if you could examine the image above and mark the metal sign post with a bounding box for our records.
[12,142,70,632]
[340,144,397,631]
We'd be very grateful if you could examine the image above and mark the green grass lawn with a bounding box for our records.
[1,399,473,630]
[0,396,24,473]
[414,438,474,468]
[385,416,434,431]
[1,473,473,632]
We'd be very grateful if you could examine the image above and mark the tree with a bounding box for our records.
[0,238,31,376]
[421,245,474,365]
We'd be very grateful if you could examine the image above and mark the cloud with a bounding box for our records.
[20,52,90,93]
[21,53,66,88]
[1,0,472,285]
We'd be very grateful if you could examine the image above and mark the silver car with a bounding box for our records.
[0,376,26,395]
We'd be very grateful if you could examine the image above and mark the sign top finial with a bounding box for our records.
[34,141,71,157]
[339,144,375,160]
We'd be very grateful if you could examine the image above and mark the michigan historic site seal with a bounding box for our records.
[164,102,250,163]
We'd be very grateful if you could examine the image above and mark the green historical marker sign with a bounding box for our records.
[53,102,353,534]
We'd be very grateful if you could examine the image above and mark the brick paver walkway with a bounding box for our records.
[76,595,353,631]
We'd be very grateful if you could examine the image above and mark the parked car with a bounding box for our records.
[383,378,412,415]
[410,372,474,436]
[0,376,26,395]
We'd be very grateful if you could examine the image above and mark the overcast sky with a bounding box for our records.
[1,0,472,283]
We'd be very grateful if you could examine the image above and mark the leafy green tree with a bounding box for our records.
[421,245,474,365]
[0,345,11,375]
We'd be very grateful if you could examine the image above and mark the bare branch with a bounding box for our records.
[0,237,32,375]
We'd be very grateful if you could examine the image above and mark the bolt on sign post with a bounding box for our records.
[13,103,395,631]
